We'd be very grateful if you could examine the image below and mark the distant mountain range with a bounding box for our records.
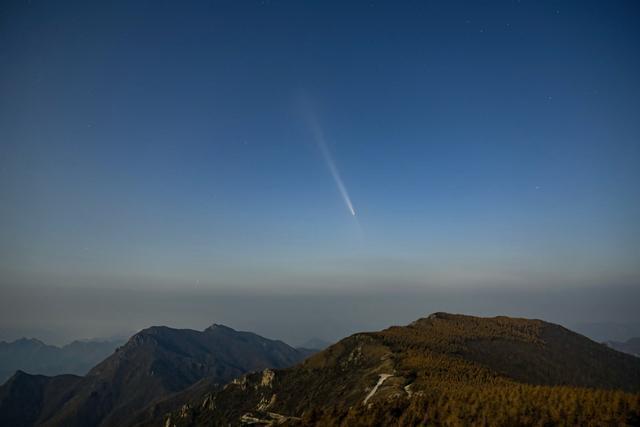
[606,337,640,358]
[1,314,639,426]
[0,338,123,384]
[572,321,640,343]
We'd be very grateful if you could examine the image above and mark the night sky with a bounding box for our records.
[1,1,639,343]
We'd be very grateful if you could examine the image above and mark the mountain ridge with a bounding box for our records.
[3,314,640,426]
[154,312,640,426]
[0,337,123,385]
[0,323,309,427]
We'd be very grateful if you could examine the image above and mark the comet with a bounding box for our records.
[303,103,356,216]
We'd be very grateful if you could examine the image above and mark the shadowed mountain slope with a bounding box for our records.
[0,324,307,427]
[0,371,82,427]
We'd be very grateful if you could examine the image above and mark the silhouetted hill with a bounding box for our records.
[156,313,640,426]
[0,324,307,427]
[0,338,122,384]
[0,371,81,427]
[606,337,640,358]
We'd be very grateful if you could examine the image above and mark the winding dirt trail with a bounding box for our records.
[363,374,393,404]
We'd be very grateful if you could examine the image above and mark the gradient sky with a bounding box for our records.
[1,1,639,343]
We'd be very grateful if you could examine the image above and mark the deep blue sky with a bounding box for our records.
[1,0,639,305]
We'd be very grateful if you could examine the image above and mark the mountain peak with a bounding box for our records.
[204,323,236,332]
[9,369,29,379]
[20,323,307,427]
[408,312,472,327]
[13,337,46,346]
[425,311,454,320]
